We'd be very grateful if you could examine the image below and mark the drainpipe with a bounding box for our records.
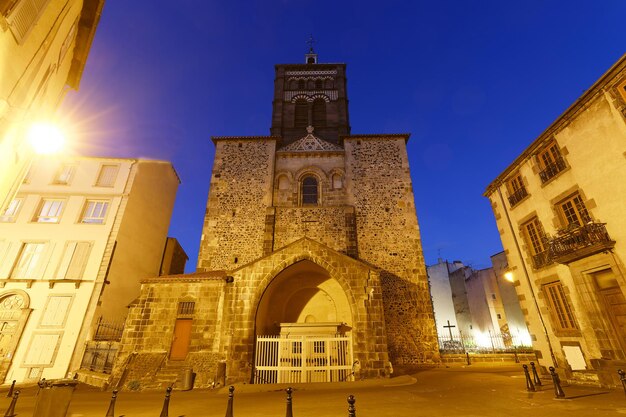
[495,185,558,368]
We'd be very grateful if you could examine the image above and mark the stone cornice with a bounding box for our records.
[211,136,279,144]
[141,271,227,284]
[340,133,411,144]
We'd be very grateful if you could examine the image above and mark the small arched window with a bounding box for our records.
[315,79,323,89]
[298,79,305,90]
[301,177,318,205]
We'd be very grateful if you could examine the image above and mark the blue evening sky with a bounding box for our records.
[61,1,625,271]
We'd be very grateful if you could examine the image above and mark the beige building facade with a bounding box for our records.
[485,54,626,386]
[0,156,179,383]
[0,0,105,215]
[111,51,437,390]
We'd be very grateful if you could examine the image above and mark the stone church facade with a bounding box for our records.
[110,51,437,389]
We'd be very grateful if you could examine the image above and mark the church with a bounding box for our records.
[110,49,438,389]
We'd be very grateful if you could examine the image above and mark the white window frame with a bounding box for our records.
[95,164,120,187]
[80,200,109,224]
[10,242,47,279]
[52,164,75,185]
[33,198,64,223]
[0,198,23,222]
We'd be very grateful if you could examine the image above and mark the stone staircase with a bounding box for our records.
[147,361,188,390]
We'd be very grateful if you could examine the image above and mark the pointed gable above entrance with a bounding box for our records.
[278,126,343,152]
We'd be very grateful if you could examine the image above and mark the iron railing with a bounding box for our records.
[549,222,614,262]
[438,332,533,354]
[507,187,529,207]
[538,156,567,183]
[80,341,119,374]
[93,316,124,341]
[531,250,552,269]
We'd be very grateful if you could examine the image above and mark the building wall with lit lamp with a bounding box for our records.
[0,156,179,383]
[0,0,106,216]
[484,53,626,387]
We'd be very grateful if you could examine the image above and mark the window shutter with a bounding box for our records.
[65,242,91,279]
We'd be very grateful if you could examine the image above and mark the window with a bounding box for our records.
[0,198,22,222]
[23,333,61,366]
[57,242,91,279]
[294,100,308,128]
[11,242,47,279]
[298,79,305,90]
[177,301,195,316]
[537,142,566,183]
[33,199,64,223]
[522,217,550,269]
[315,79,323,89]
[506,173,528,206]
[544,281,578,331]
[81,200,109,224]
[40,296,72,327]
[95,165,119,187]
[558,193,591,227]
[3,0,52,43]
[53,164,75,185]
[301,176,318,205]
[312,99,326,127]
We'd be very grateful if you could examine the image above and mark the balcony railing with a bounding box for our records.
[80,341,118,374]
[531,250,552,269]
[93,316,124,341]
[507,187,529,207]
[549,222,615,264]
[538,156,567,183]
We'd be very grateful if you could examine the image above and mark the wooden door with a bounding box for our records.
[170,319,192,360]
[601,288,626,350]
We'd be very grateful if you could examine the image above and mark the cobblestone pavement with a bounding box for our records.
[4,365,626,416]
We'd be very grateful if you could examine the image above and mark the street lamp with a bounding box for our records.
[26,122,66,154]
[504,271,514,283]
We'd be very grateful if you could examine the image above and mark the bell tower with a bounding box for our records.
[270,43,351,146]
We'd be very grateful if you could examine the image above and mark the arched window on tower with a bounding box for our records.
[301,176,318,205]
[315,79,323,89]
[312,99,326,128]
[298,79,305,90]
[294,100,308,128]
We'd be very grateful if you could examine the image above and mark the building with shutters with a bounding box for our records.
[0,0,105,218]
[109,49,438,390]
[484,54,626,387]
[0,155,179,383]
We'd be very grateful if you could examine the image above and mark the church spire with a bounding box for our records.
[305,34,318,64]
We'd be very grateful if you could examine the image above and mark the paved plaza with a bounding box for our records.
[5,365,626,417]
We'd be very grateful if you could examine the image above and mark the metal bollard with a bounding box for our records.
[347,395,356,417]
[549,367,565,399]
[523,365,535,392]
[466,352,471,366]
[3,390,19,417]
[105,390,118,417]
[530,362,542,386]
[6,381,15,398]
[618,369,626,395]
[285,387,293,417]
[224,386,234,417]
[160,386,173,417]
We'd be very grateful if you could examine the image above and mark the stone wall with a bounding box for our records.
[344,136,438,365]
[273,206,350,253]
[197,139,275,271]
[111,276,229,389]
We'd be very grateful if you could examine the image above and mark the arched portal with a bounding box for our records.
[253,260,354,383]
[255,260,352,335]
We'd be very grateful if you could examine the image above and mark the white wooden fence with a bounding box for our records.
[254,334,353,384]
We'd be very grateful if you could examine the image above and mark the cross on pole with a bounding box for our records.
[306,34,316,52]
[443,320,456,341]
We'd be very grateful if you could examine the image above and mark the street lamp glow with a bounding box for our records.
[504,271,514,282]
[27,122,65,154]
